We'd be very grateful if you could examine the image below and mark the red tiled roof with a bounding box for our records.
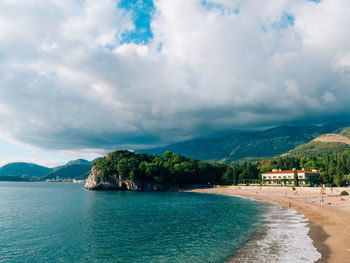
[262,170,320,175]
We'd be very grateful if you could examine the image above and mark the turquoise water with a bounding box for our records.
[0,182,262,262]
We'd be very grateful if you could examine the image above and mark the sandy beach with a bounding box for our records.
[185,186,350,263]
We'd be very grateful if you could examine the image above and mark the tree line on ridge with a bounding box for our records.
[93,150,350,187]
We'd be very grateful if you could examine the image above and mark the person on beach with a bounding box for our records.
[320,185,325,196]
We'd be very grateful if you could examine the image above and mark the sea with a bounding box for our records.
[0,182,320,262]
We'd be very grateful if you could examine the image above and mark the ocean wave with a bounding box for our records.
[228,202,321,263]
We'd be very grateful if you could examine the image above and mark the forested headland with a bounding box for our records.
[91,150,350,188]
[92,150,226,188]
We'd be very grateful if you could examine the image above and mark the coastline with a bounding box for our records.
[185,186,350,263]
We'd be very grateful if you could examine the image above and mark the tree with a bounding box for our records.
[294,169,299,187]
[329,158,337,178]
[222,166,233,184]
[334,171,343,187]
[163,151,172,162]
[303,160,317,171]
[246,163,259,179]
[233,167,239,185]
[334,155,345,186]
[281,178,287,186]
[320,171,331,184]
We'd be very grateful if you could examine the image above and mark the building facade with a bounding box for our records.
[261,169,320,185]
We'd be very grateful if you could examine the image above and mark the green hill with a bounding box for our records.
[289,141,350,156]
[0,163,53,178]
[0,159,93,181]
[41,159,92,180]
[288,127,350,156]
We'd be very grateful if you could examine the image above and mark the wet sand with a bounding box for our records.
[185,186,350,263]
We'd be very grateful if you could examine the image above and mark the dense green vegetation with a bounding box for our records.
[94,149,350,187]
[93,150,227,187]
[220,151,350,187]
[92,149,350,187]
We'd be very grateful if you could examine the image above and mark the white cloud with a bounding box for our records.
[322,92,336,104]
[285,79,301,100]
[331,52,350,82]
[0,0,349,151]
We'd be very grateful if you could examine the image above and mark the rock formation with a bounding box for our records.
[85,167,171,191]
[84,168,119,190]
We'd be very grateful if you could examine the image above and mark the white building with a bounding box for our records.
[261,169,320,185]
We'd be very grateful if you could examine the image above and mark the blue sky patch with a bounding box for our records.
[118,0,155,44]
[272,12,294,31]
[201,0,239,15]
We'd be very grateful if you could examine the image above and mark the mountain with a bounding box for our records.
[0,159,93,182]
[65,158,91,166]
[50,158,91,172]
[0,162,53,177]
[288,127,350,156]
[41,159,92,180]
[138,122,350,163]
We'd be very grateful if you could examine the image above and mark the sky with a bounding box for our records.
[0,0,350,167]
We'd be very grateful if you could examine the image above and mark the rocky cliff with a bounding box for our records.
[84,167,119,190]
[85,167,170,191]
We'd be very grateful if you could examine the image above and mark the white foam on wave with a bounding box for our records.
[229,202,321,263]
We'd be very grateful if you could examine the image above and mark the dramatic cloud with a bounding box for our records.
[0,0,349,151]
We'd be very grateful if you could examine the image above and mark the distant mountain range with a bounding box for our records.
[138,121,350,163]
[0,159,93,181]
[0,163,52,178]
[1,121,350,181]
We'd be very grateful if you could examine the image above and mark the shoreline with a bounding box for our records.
[308,222,330,263]
[184,186,350,263]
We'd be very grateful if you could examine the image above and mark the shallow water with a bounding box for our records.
[0,182,262,262]
[229,199,321,263]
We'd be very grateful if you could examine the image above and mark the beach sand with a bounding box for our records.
[185,186,350,263]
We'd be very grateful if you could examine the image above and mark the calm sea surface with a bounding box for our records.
[0,182,262,263]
